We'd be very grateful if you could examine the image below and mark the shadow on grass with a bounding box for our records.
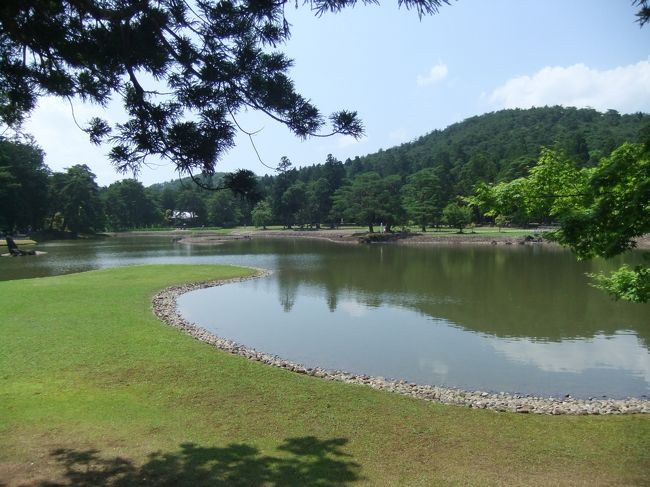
[31,437,362,486]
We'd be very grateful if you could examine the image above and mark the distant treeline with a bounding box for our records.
[1,106,648,234]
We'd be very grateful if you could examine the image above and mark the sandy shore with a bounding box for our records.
[111,228,650,249]
[174,229,551,246]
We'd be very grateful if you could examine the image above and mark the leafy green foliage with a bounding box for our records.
[468,149,595,226]
[589,265,650,303]
[466,178,530,225]
[3,107,649,236]
[48,164,104,234]
[401,168,443,231]
[0,136,49,232]
[494,214,508,231]
[251,200,273,229]
[349,107,649,190]
[552,143,650,259]
[102,179,160,230]
[207,190,244,228]
[471,142,650,302]
[333,172,404,232]
[524,149,591,221]
[442,202,471,232]
[176,187,208,225]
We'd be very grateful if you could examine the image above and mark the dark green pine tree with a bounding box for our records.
[0,0,450,190]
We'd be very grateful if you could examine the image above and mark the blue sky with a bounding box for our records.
[24,0,650,186]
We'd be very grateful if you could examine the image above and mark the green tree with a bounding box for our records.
[471,143,650,302]
[376,174,406,232]
[207,190,243,228]
[0,137,49,232]
[49,164,104,234]
[333,172,404,232]
[322,154,346,190]
[159,187,177,212]
[494,214,508,231]
[305,178,332,228]
[280,181,308,228]
[401,167,443,231]
[7,1,466,184]
[310,154,346,228]
[468,179,530,226]
[103,179,160,230]
[524,148,590,223]
[333,173,381,232]
[550,142,650,302]
[552,143,649,259]
[176,188,208,226]
[443,202,471,233]
[270,158,298,227]
[251,200,273,229]
[589,265,650,303]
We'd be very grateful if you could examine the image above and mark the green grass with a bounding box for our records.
[1,265,648,486]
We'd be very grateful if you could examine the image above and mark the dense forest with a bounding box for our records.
[1,106,649,234]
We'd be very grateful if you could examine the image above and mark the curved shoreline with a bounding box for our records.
[152,270,650,415]
[175,230,551,247]
[113,228,650,249]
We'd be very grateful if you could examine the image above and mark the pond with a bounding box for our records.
[2,236,649,399]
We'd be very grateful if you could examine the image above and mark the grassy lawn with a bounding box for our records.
[1,265,648,486]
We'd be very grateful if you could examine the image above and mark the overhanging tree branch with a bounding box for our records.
[2,0,420,183]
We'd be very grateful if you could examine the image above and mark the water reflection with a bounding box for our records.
[3,236,649,397]
[179,277,650,398]
[175,239,650,398]
[490,332,650,385]
[265,240,649,346]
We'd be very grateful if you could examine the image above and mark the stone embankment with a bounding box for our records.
[152,272,650,415]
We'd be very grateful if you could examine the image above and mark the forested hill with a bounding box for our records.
[5,106,647,235]
[340,106,649,194]
[148,106,648,195]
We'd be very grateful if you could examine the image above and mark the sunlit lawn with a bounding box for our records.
[1,265,648,486]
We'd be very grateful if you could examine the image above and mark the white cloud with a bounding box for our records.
[416,63,448,87]
[489,332,650,384]
[488,57,650,113]
[339,300,369,318]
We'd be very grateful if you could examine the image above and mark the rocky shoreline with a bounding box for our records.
[152,271,650,415]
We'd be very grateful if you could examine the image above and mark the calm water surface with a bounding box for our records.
[3,236,649,398]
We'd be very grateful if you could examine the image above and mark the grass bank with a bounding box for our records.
[1,265,648,486]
